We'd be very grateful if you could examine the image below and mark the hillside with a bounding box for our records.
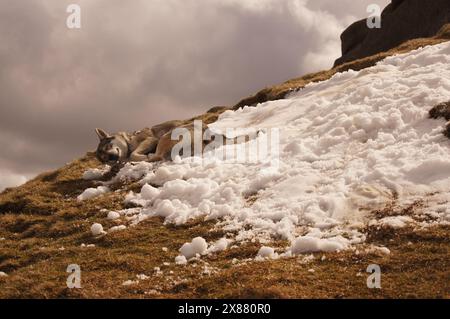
[1,25,450,298]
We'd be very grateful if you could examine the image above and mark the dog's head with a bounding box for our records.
[95,128,129,164]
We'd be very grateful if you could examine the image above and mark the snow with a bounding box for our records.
[175,255,188,265]
[82,165,110,180]
[77,186,109,201]
[107,211,121,220]
[110,162,154,183]
[90,223,106,236]
[207,238,230,253]
[136,274,150,280]
[377,216,414,228]
[257,246,276,258]
[291,236,348,254]
[140,184,161,200]
[81,42,450,255]
[179,237,208,260]
[108,225,127,233]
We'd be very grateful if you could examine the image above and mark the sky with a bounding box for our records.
[0,0,390,191]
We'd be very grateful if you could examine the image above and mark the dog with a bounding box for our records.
[95,120,259,165]
[95,120,182,164]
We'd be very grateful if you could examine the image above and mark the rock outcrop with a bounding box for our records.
[334,0,450,66]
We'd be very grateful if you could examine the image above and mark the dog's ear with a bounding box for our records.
[95,128,110,140]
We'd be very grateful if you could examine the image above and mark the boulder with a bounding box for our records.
[334,0,450,66]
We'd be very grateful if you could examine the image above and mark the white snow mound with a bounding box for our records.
[179,237,208,260]
[77,186,109,201]
[90,223,106,236]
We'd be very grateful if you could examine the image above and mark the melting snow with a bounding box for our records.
[90,223,106,236]
[257,246,276,259]
[77,186,109,201]
[82,165,110,180]
[179,237,208,260]
[376,216,414,228]
[107,211,121,220]
[175,255,188,265]
[83,42,450,257]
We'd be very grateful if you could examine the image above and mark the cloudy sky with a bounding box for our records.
[0,0,389,191]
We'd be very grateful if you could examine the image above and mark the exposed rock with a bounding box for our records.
[429,101,450,139]
[334,0,450,66]
[429,101,450,121]
[445,123,450,139]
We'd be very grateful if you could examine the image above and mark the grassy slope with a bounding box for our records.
[1,27,450,299]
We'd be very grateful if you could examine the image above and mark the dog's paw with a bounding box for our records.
[147,154,163,162]
[129,153,148,162]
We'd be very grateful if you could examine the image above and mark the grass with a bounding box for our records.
[0,153,448,299]
[1,27,450,299]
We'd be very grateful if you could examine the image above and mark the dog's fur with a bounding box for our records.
[95,120,182,164]
[95,120,255,164]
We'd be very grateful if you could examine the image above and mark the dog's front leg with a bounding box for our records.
[147,154,163,162]
[129,153,149,161]
[130,137,159,162]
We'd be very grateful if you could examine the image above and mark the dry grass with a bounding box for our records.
[0,153,449,299]
[1,28,450,299]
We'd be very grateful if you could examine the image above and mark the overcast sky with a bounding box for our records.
[0,0,390,191]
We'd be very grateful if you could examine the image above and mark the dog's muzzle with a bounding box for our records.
[107,154,119,162]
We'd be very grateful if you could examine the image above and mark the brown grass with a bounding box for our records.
[1,27,450,299]
[0,153,449,298]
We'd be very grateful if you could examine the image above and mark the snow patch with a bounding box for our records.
[207,238,230,253]
[257,246,276,259]
[175,255,188,265]
[377,216,414,229]
[179,237,208,260]
[109,225,127,233]
[107,211,121,220]
[77,186,109,201]
[291,236,348,254]
[82,165,110,180]
[90,223,106,236]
